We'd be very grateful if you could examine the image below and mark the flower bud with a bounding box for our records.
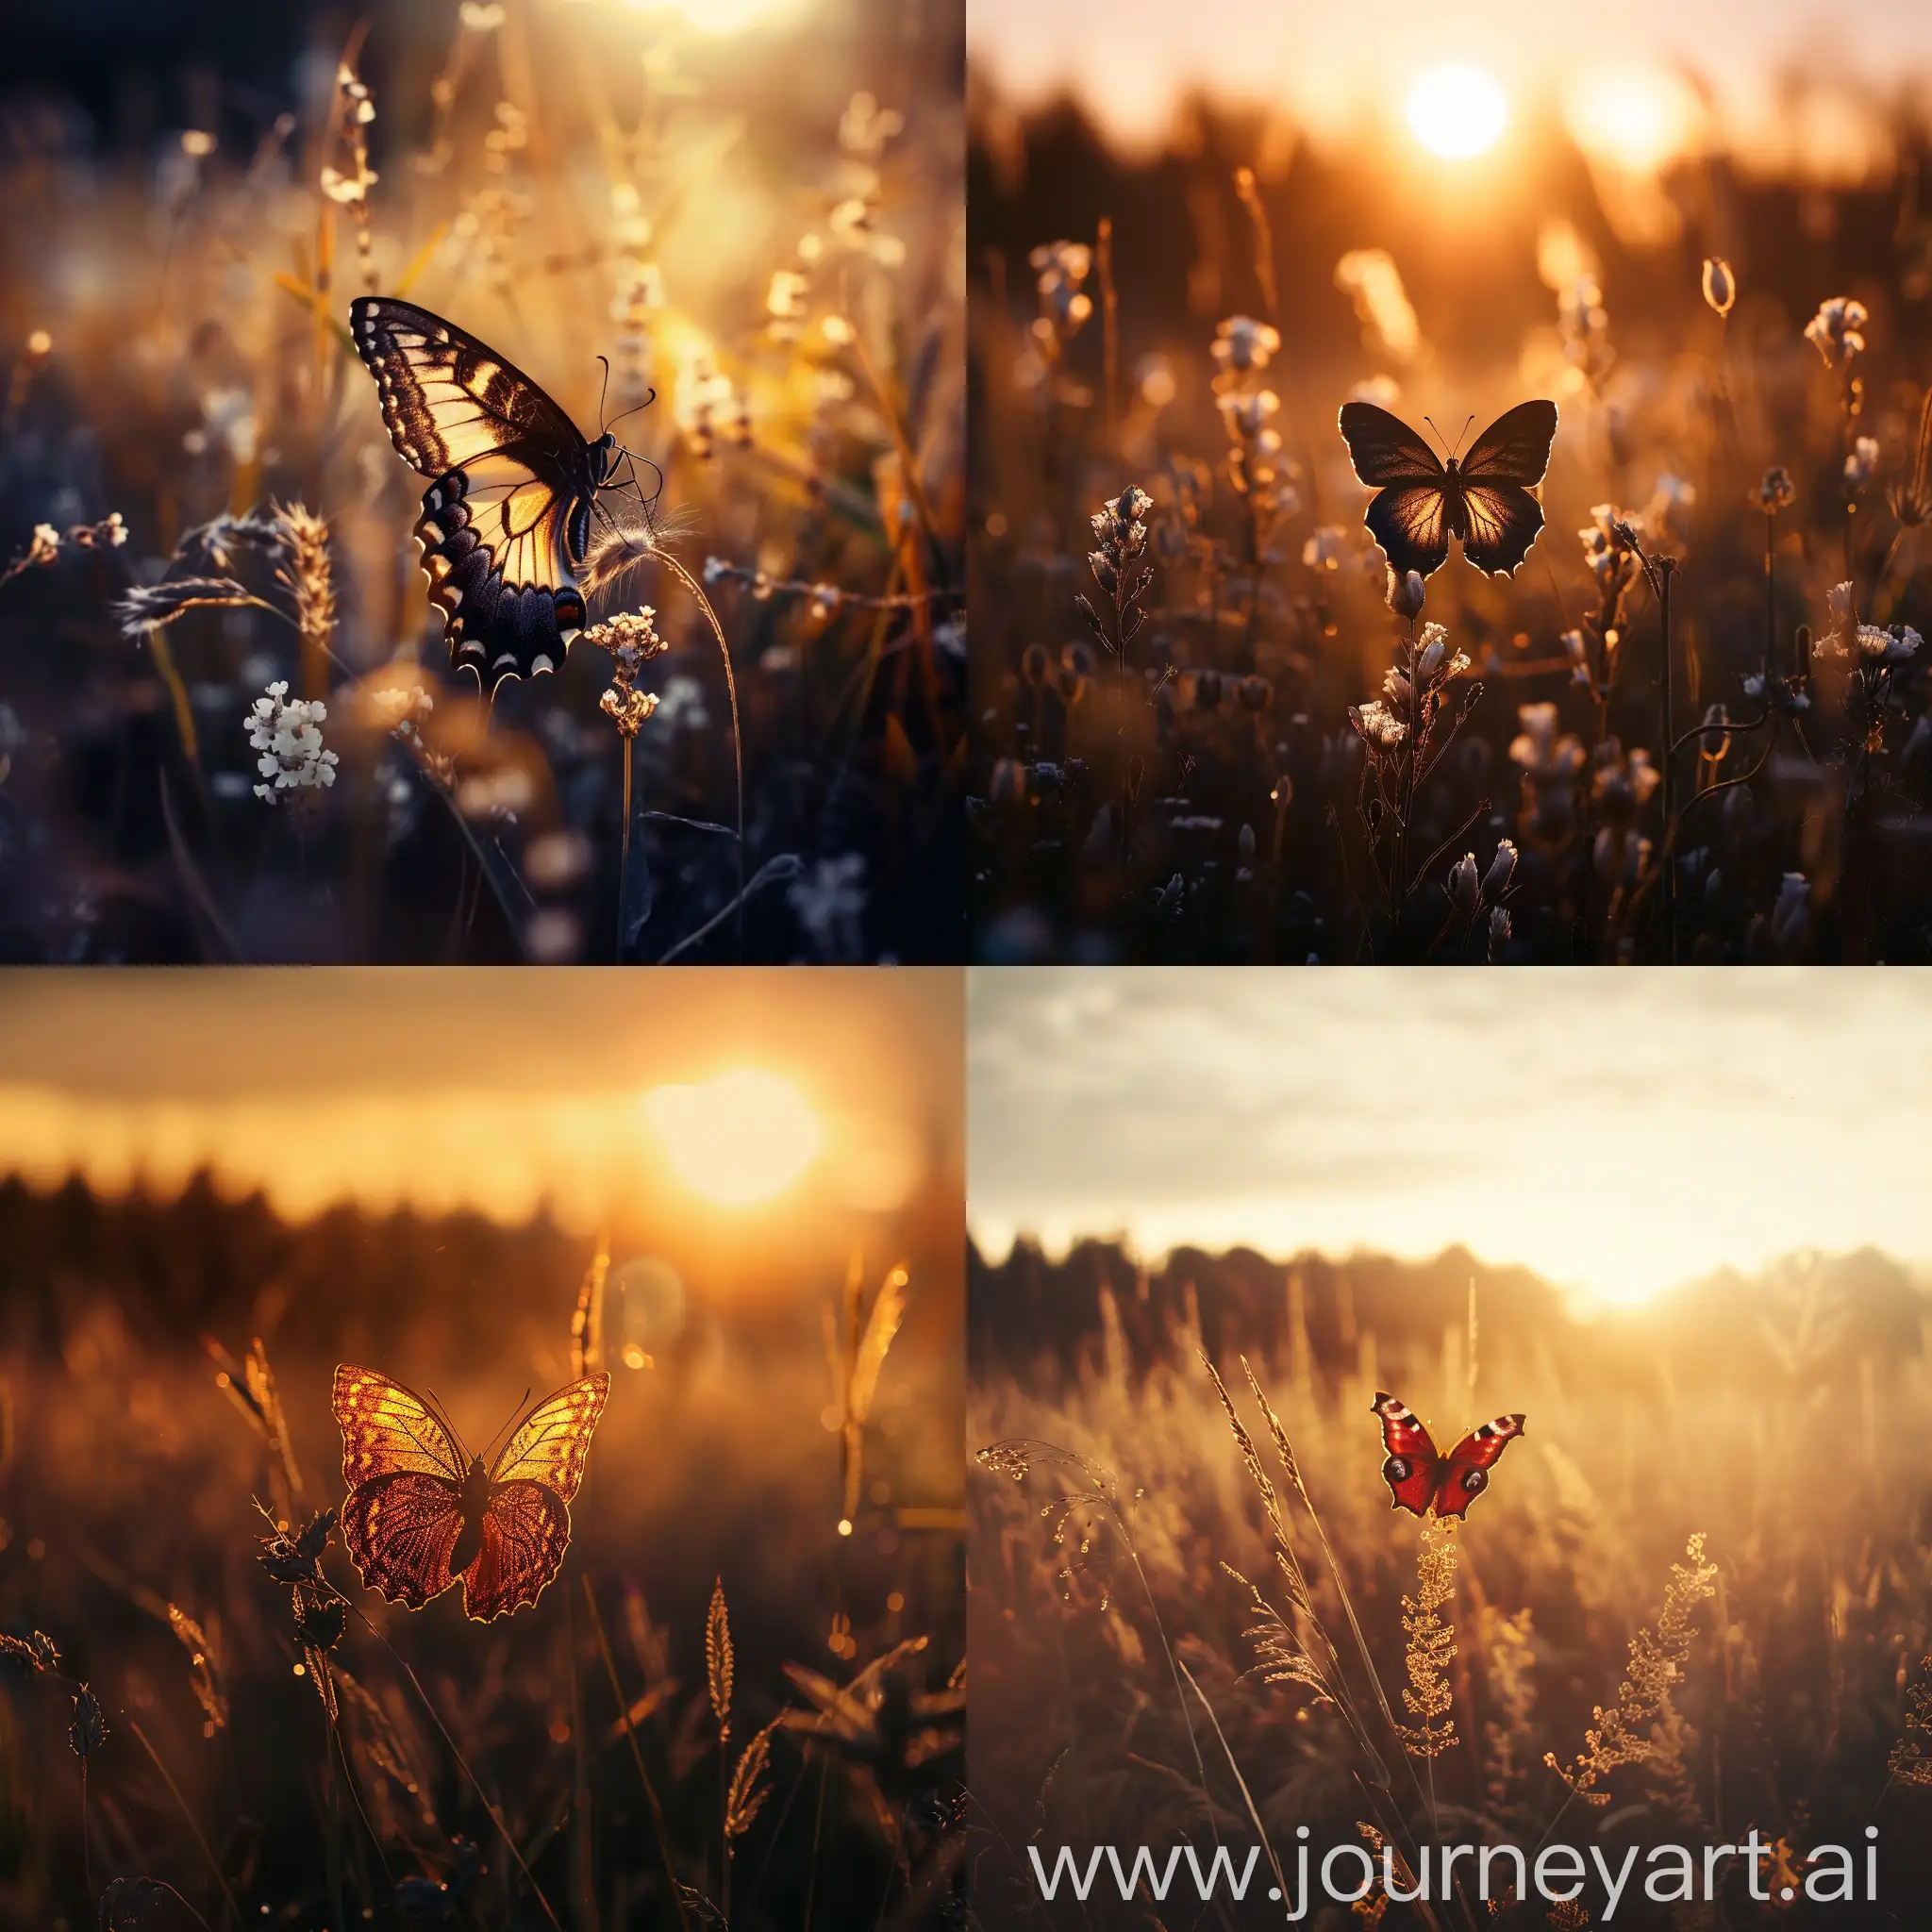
[1701,257,1735,318]
[1447,852,1479,917]
[1385,566,1426,621]
[1482,839,1518,900]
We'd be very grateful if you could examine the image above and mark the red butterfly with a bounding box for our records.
[1371,1391,1524,1520]
[333,1365,609,1622]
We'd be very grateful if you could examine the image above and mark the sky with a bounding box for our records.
[968,969,1932,1307]
[970,0,1932,154]
[0,969,961,1233]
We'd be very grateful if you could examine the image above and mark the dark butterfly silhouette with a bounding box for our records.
[351,297,654,696]
[1372,1391,1524,1520]
[333,1364,609,1621]
[1338,400,1557,579]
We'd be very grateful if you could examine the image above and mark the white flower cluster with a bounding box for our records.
[246,680,339,804]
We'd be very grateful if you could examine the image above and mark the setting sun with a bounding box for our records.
[1405,63,1508,159]
[645,1069,822,1207]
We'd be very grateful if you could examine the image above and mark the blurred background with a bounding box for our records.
[969,0,1932,963]
[0,0,964,963]
[969,969,1932,1922]
[0,968,965,1929]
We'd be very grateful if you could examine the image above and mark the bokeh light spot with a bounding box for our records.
[644,1070,820,1207]
[1406,64,1508,160]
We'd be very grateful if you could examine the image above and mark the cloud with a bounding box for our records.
[968,969,1932,1303]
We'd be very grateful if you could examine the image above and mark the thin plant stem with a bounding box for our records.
[359,1622,565,1932]
[582,1578,693,1932]
[127,1719,243,1930]
[616,735,634,962]
[658,549,745,958]
[1097,215,1118,454]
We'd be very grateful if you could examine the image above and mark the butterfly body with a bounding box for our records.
[1338,399,1557,580]
[350,297,628,695]
[1371,1391,1524,1520]
[333,1364,609,1621]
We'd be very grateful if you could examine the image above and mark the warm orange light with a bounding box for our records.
[1564,68,1703,172]
[644,1069,821,1207]
[1406,65,1507,160]
[627,0,802,34]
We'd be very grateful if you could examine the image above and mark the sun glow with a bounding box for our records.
[1405,64,1508,160]
[645,1069,822,1208]
[1564,67,1705,171]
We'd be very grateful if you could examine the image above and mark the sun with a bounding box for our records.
[1406,64,1508,161]
[644,1070,822,1208]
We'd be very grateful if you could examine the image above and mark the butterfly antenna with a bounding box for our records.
[595,355,611,434]
[1422,415,1447,458]
[1453,413,1476,460]
[603,387,658,438]
[482,1387,533,1466]
[423,1387,471,1463]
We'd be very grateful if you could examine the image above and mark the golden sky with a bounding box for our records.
[972,0,1929,159]
[0,970,960,1235]
[968,969,1932,1307]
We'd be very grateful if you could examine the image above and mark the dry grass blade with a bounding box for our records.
[725,1716,782,1839]
[1544,1532,1720,1804]
[706,1576,734,1743]
[571,1241,608,1378]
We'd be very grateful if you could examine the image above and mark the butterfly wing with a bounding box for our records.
[349,297,598,695]
[450,1374,608,1622]
[1364,486,1451,579]
[1371,1391,1444,1517]
[341,1473,468,1609]
[1338,405,1452,577]
[1432,1411,1527,1520]
[1338,403,1445,486]
[489,1373,610,1502]
[460,1482,572,1622]
[333,1365,467,1485]
[1457,484,1546,577]
[1451,401,1557,578]
[1457,401,1558,488]
[332,1366,470,1607]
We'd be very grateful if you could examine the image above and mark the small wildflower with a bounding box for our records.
[1757,465,1796,513]
[789,853,867,961]
[1350,699,1408,752]
[1385,567,1426,620]
[246,681,339,804]
[27,524,58,566]
[1483,840,1519,900]
[69,1687,107,1758]
[1028,242,1092,338]
[1843,436,1880,491]
[1210,315,1280,376]
[1303,525,1347,572]
[1804,295,1868,369]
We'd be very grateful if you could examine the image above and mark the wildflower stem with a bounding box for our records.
[658,550,745,958]
[617,734,634,964]
[582,1577,694,1932]
[360,1623,565,1931]
[127,1718,244,1929]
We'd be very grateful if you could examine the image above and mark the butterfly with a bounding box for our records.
[332,1364,610,1622]
[350,296,653,696]
[1337,400,1558,579]
[1371,1391,1524,1520]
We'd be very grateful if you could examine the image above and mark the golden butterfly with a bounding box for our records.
[332,1364,609,1622]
